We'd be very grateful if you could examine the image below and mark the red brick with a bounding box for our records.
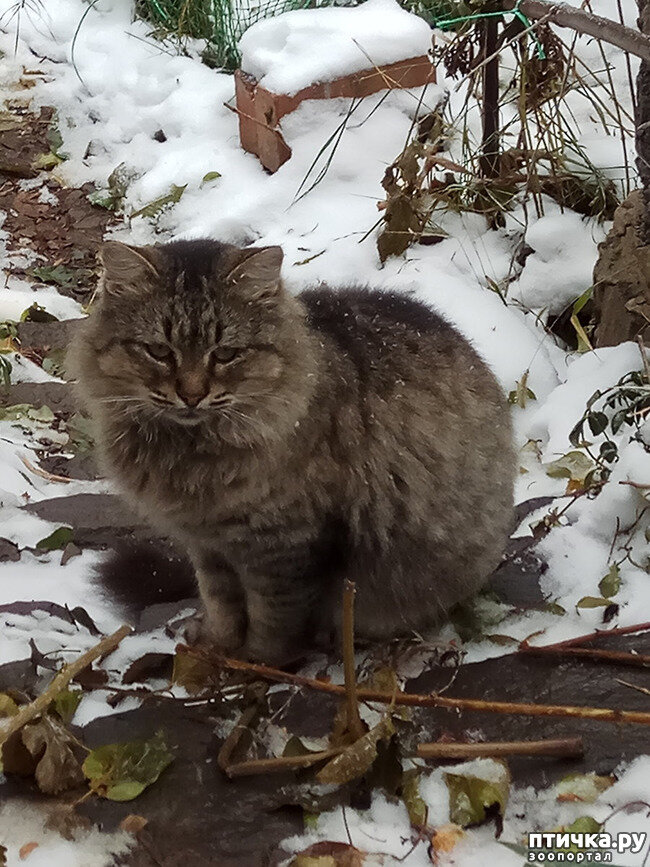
[235,53,436,173]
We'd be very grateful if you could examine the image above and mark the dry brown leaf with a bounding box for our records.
[119,814,148,835]
[430,823,465,856]
[20,717,84,795]
[18,842,39,860]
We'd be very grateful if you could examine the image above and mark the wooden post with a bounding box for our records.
[480,18,501,178]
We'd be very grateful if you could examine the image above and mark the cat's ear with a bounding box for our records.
[100,241,161,296]
[226,246,283,301]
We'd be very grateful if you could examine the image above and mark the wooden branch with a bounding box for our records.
[342,580,365,741]
[501,0,650,63]
[0,625,131,746]
[224,747,343,779]
[217,697,264,772]
[417,736,584,759]
[178,647,650,726]
[523,622,650,650]
[520,644,650,668]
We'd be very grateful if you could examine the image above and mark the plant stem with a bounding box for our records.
[178,647,650,726]
[0,625,131,746]
[417,736,584,759]
[520,645,650,667]
[224,748,343,779]
[342,580,365,741]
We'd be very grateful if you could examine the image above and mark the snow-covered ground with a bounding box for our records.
[0,0,649,863]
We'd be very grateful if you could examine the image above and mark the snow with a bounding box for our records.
[0,0,648,862]
[0,799,133,867]
[239,0,433,95]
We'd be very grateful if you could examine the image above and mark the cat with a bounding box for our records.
[68,238,515,664]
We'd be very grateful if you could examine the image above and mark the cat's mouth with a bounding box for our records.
[168,407,205,426]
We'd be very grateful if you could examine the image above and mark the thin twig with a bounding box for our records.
[617,679,650,697]
[224,747,343,779]
[178,647,650,726]
[342,579,365,741]
[417,736,584,759]
[638,335,650,383]
[217,684,268,772]
[0,625,131,746]
[520,644,650,668]
[20,454,71,484]
[525,622,650,650]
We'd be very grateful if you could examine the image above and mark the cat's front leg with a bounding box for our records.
[189,548,246,650]
[242,571,322,665]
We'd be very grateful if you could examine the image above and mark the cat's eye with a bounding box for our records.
[143,342,173,361]
[212,346,239,364]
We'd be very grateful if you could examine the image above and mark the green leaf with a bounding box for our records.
[545,451,595,485]
[508,370,536,408]
[587,411,608,436]
[28,404,55,423]
[445,760,511,828]
[20,302,58,323]
[611,408,629,434]
[556,773,615,804]
[0,403,31,421]
[201,171,221,184]
[67,413,95,454]
[36,527,74,551]
[563,815,602,835]
[42,349,66,379]
[576,596,610,609]
[33,151,63,170]
[599,441,618,463]
[83,731,174,801]
[598,564,621,599]
[29,264,76,288]
[402,769,428,829]
[131,184,187,220]
[52,688,83,725]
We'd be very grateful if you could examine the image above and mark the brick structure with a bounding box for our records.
[234,54,436,173]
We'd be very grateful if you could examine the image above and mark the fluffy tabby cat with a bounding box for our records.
[69,239,515,663]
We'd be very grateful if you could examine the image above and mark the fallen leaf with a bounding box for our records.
[83,730,174,801]
[545,451,595,489]
[20,302,58,323]
[0,693,19,718]
[18,842,38,860]
[52,688,83,725]
[556,773,615,803]
[122,652,173,685]
[171,649,214,694]
[576,596,611,609]
[316,715,394,785]
[430,823,465,856]
[444,759,510,833]
[20,717,85,795]
[290,841,366,866]
[36,527,74,551]
[119,814,148,834]
[598,564,621,599]
[131,183,187,220]
[402,768,428,829]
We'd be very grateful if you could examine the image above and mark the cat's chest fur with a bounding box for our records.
[101,414,313,537]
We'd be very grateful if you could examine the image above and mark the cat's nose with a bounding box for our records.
[176,381,208,407]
